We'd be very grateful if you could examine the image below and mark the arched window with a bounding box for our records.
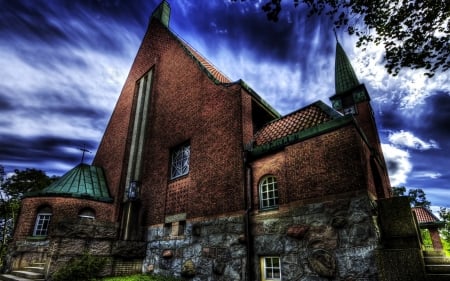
[78,208,96,220]
[33,206,52,236]
[259,176,279,210]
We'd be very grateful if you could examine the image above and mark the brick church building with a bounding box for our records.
[9,1,428,280]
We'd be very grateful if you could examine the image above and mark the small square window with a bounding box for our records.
[261,256,281,281]
[170,143,190,179]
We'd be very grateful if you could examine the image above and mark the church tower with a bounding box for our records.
[330,41,379,151]
[330,41,391,198]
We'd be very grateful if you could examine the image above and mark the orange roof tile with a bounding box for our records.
[254,102,339,146]
[413,207,440,224]
[179,37,231,84]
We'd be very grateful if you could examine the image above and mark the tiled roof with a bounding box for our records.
[254,101,341,146]
[26,164,113,202]
[413,207,441,224]
[179,37,231,84]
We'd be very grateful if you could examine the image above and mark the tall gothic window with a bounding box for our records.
[170,142,190,179]
[259,176,279,210]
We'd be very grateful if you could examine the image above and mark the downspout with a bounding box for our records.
[244,152,254,281]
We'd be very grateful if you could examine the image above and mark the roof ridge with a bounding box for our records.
[252,100,346,150]
[412,206,441,222]
[169,27,232,84]
[255,101,339,135]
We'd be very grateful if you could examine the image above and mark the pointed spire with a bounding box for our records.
[335,41,360,95]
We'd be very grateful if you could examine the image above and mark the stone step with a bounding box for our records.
[423,250,446,257]
[426,273,450,281]
[424,256,450,265]
[0,274,43,281]
[21,268,44,274]
[10,271,44,280]
[426,264,450,274]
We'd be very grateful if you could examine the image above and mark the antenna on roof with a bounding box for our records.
[79,144,91,164]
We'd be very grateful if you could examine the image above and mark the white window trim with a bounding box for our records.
[260,256,282,281]
[259,176,279,210]
[33,212,52,236]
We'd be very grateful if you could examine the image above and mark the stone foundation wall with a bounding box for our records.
[144,214,247,280]
[251,194,380,280]
[8,219,145,278]
[144,194,381,280]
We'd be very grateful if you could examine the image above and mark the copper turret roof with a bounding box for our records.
[25,163,113,202]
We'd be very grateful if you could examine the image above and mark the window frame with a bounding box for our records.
[33,212,52,236]
[170,142,190,180]
[260,256,282,281]
[259,175,279,210]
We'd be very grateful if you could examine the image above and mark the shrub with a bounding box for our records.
[101,274,181,281]
[51,252,107,281]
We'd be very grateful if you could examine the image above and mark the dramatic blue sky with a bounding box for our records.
[1,1,449,208]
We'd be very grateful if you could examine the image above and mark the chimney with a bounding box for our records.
[151,0,171,27]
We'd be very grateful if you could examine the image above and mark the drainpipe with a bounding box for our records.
[244,153,254,281]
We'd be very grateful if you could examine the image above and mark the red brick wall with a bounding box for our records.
[251,152,286,210]
[139,32,247,222]
[355,102,391,198]
[240,88,255,145]
[94,19,248,226]
[250,124,374,209]
[14,197,115,240]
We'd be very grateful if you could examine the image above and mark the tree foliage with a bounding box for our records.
[392,186,431,208]
[0,165,58,268]
[1,168,56,199]
[439,207,450,244]
[235,0,450,77]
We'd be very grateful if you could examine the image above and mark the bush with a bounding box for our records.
[101,274,181,281]
[51,252,107,281]
[420,229,433,249]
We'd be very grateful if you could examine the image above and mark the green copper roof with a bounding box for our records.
[335,42,360,95]
[26,164,113,202]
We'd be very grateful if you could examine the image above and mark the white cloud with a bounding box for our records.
[0,29,137,142]
[412,171,442,179]
[351,40,450,110]
[388,130,439,150]
[203,46,334,115]
[381,143,412,186]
